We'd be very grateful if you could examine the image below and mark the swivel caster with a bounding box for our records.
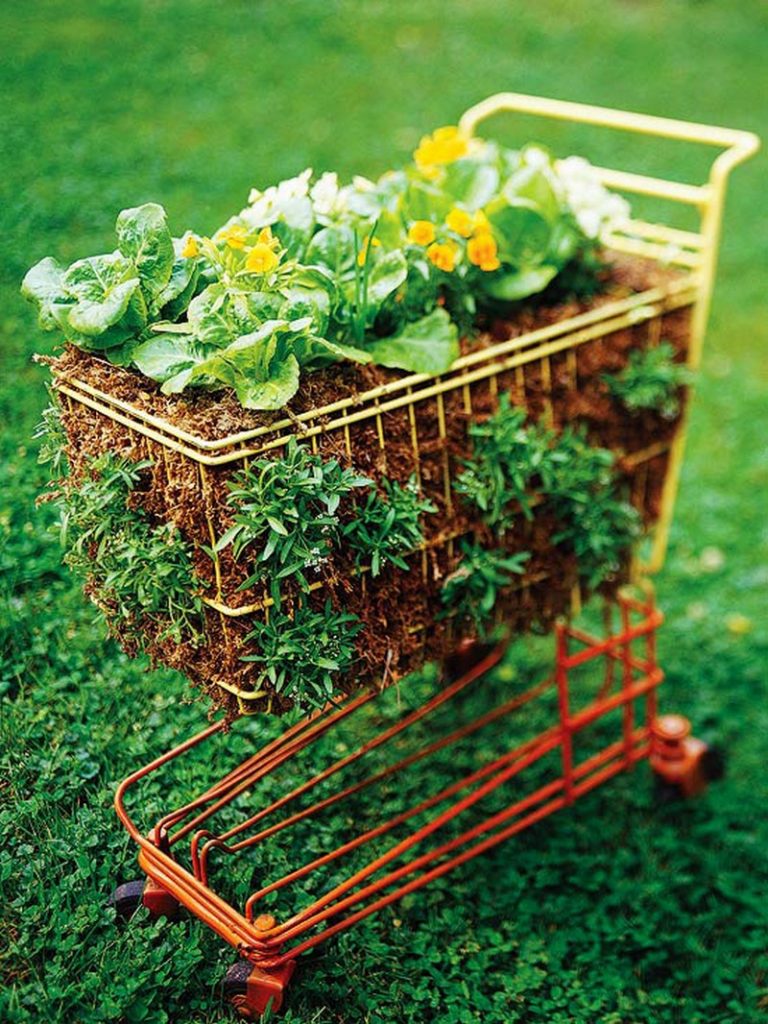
[109,877,181,920]
[650,715,726,799]
[443,636,500,681]
[223,959,296,1019]
[109,879,146,919]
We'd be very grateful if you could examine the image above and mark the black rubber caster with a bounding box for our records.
[443,638,498,681]
[652,775,683,804]
[109,879,146,918]
[700,744,726,783]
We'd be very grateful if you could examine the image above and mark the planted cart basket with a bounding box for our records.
[40,94,757,1016]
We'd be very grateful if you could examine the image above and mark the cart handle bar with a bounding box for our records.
[459,92,759,182]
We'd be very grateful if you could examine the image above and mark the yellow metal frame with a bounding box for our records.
[53,94,758,704]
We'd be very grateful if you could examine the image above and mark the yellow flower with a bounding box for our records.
[472,209,491,234]
[407,220,436,246]
[357,234,381,267]
[413,125,469,171]
[467,232,500,272]
[427,241,458,273]
[257,226,275,245]
[180,235,199,259]
[245,243,280,274]
[217,224,248,250]
[445,207,473,238]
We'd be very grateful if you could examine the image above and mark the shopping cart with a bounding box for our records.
[85,93,758,1017]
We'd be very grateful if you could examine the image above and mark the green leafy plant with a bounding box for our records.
[55,454,204,645]
[343,475,436,576]
[543,427,641,587]
[242,589,361,709]
[34,388,69,477]
[441,538,530,636]
[456,397,640,587]
[216,439,371,591]
[453,394,551,530]
[22,127,630,411]
[604,341,692,418]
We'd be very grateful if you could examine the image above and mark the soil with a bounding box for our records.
[51,252,693,717]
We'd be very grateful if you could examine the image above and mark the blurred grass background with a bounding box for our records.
[1,2,766,1022]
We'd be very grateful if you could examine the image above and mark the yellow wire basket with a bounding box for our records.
[51,94,758,712]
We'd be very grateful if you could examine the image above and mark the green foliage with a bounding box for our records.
[55,454,204,645]
[219,442,435,587]
[441,539,530,636]
[242,590,361,709]
[216,439,371,591]
[21,124,628,411]
[343,475,436,576]
[454,394,551,528]
[604,341,693,418]
[545,428,641,587]
[33,389,68,477]
[456,396,640,586]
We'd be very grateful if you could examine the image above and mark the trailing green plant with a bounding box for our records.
[215,439,371,591]
[542,427,641,587]
[33,387,69,478]
[441,538,530,636]
[453,394,551,530]
[242,588,361,709]
[603,341,692,418]
[456,397,640,587]
[342,476,436,576]
[22,127,630,411]
[217,442,435,588]
[55,454,204,645]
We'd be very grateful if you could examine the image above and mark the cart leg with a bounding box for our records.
[650,714,725,799]
[224,959,296,1019]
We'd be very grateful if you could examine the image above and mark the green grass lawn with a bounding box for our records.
[1,2,767,1021]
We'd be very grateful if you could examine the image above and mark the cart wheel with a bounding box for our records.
[443,638,497,681]
[652,775,682,804]
[223,961,253,1019]
[700,744,726,783]
[223,959,296,1018]
[109,879,146,919]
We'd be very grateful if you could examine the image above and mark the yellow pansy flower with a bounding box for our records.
[407,220,436,246]
[217,224,249,250]
[245,243,280,274]
[357,234,381,267]
[413,125,470,172]
[445,208,473,238]
[427,241,458,273]
[472,209,491,234]
[180,234,199,259]
[467,232,500,272]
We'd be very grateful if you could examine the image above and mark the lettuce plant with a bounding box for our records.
[23,124,630,411]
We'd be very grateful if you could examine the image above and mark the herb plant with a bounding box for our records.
[343,476,436,575]
[54,454,204,645]
[216,439,371,591]
[453,395,551,529]
[604,341,692,418]
[544,428,640,587]
[242,590,361,709]
[22,128,630,411]
[456,397,640,587]
[441,539,530,636]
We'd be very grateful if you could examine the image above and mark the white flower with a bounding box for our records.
[555,156,631,239]
[242,168,314,228]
